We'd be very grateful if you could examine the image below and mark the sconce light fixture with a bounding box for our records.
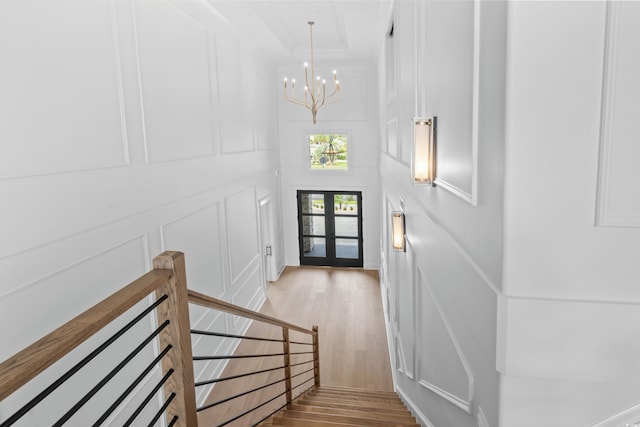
[411,116,437,185]
[391,211,406,252]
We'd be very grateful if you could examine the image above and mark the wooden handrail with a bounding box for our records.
[0,268,172,401]
[187,289,316,336]
[0,251,320,427]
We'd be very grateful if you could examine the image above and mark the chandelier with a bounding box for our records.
[283,21,340,125]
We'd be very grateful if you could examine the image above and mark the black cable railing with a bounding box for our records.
[189,309,319,427]
[1,295,172,427]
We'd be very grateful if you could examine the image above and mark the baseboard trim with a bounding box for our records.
[397,386,435,427]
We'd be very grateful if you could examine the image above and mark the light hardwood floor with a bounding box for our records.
[197,266,393,426]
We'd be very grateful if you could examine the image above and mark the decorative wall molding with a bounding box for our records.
[591,400,640,427]
[230,263,262,326]
[224,187,260,285]
[0,0,129,179]
[396,387,436,427]
[595,1,640,228]
[160,203,225,297]
[417,268,474,415]
[396,239,415,380]
[134,0,216,163]
[387,117,399,159]
[477,406,490,427]
[432,0,479,206]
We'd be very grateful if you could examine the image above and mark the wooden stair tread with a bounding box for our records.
[259,386,418,427]
[300,395,406,410]
[289,404,417,422]
[309,388,401,402]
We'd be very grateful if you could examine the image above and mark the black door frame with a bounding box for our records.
[297,190,363,268]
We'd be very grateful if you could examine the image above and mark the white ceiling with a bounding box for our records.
[207,0,391,63]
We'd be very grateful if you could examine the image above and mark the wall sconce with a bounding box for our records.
[391,211,406,252]
[411,116,437,185]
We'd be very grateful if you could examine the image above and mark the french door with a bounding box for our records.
[297,190,363,268]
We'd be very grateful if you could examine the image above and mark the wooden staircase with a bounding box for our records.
[259,385,419,426]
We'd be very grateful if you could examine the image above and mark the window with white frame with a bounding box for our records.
[308,133,348,170]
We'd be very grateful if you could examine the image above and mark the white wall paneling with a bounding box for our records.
[417,268,474,414]
[0,0,129,179]
[424,0,479,206]
[1,0,281,422]
[0,235,149,361]
[595,1,640,227]
[134,0,215,163]
[224,187,260,286]
[387,118,399,159]
[0,235,159,425]
[160,203,225,297]
[230,264,264,328]
[216,36,255,154]
[591,401,640,427]
[396,241,415,379]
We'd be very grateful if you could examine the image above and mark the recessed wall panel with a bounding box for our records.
[425,0,478,203]
[216,37,254,153]
[225,187,259,284]
[418,268,473,413]
[0,0,128,178]
[596,1,640,227]
[161,204,224,297]
[397,244,415,378]
[135,0,214,162]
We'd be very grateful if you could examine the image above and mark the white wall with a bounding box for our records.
[277,62,381,269]
[378,1,506,426]
[378,1,640,426]
[0,0,280,423]
[500,2,640,426]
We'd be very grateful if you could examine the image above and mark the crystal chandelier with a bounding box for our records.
[283,21,340,125]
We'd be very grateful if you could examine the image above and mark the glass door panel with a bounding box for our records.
[297,190,363,267]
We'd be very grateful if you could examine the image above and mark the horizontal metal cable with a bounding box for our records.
[217,389,288,427]
[290,359,313,368]
[195,365,285,387]
[191,329,284,343]
[291,376,314,391]
[54,320,170,426]
[193,352,285,361]
[93,345,173,426]
[290,367,314,381]
[250,400,289,427]
[289,340,313,346]
[148,392,175,427]
[167,416,179,427]
[1,294,169,427]
[290,350,314,356]
[292,383,315,401]
[197,376,286,413]
[123,368,174,427]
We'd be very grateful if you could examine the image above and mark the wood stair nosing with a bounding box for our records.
[289,403,417,422]
[275,408,419,426]
[270,414,418,427]
[310,388,400,400]
[309,394,402,403]
[299,395,406,410]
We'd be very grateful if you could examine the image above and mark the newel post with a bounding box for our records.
[312,325,320,387]
[153,251,198,426]
[282,327,293,408]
